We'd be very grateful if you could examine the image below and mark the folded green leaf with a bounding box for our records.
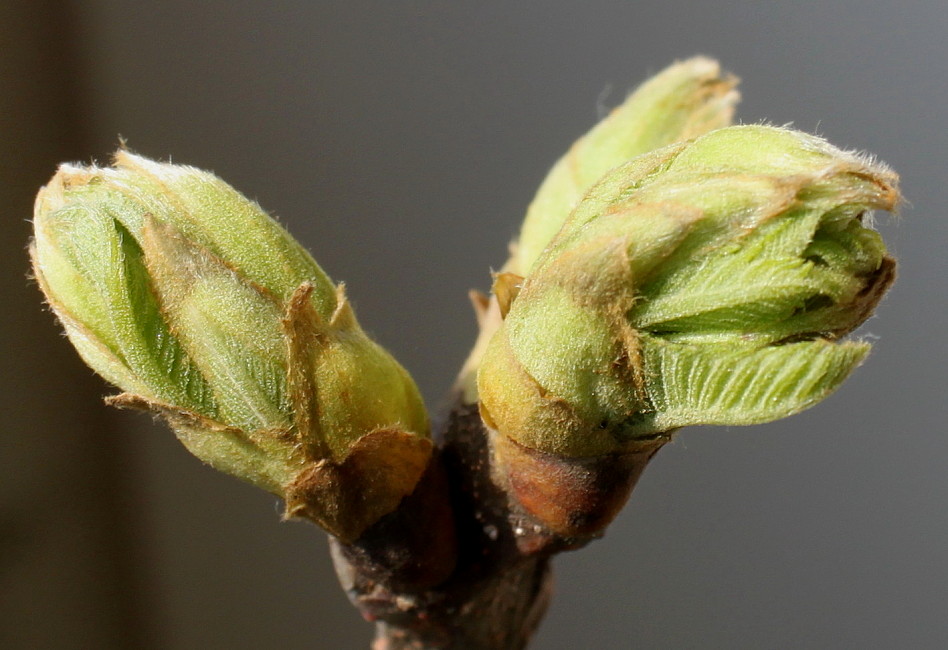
[141,215,290,431]
[636,337,869,434]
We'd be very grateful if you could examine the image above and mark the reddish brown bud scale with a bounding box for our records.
[284,428,434,544]
[491,431,666,549]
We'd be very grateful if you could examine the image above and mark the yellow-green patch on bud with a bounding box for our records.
[281,280,430,453]
[479,125,898,458]
[31,152,431,542]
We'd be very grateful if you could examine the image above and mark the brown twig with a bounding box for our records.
[331,399,660,649]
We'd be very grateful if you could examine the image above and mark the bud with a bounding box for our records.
[458,58,739,399]
[31,151,431,542]
[478,125,897,536]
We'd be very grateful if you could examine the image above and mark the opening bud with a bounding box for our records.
[478,125,898,536]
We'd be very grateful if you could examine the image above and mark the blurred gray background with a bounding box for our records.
[2,1,946,648]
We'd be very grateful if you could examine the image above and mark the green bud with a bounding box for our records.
[479,125,898,458]
[31,152,430,542]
